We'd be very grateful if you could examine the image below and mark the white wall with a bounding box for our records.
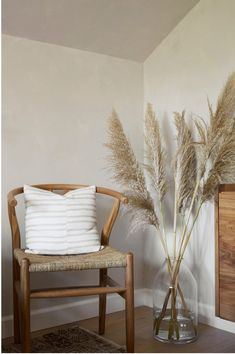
[2,34,145,336]
[144,0,235,332]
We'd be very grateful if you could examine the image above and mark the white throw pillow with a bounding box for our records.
[24,185,101,255]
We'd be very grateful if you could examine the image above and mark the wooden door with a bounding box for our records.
[215,184,235,322]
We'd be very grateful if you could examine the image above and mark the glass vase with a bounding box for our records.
[153,258,198,344]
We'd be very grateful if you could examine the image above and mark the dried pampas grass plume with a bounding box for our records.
[202,136,235,201]
[202,73,235,169]
[211,72,235,135]
[173,111,197,213]
[144,103,167,202]
[201,73,235,201]
[105,110,159,232]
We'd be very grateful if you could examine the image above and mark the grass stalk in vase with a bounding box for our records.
[105,73,235,342]
[173,179,178,260]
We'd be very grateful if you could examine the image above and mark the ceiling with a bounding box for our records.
[2,0,199,62]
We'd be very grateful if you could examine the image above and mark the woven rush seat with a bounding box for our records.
[14,246,127,273]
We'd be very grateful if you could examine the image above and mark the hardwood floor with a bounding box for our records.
[2,306,235,352]
[80,306,235,353]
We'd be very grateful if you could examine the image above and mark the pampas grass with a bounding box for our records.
[144,103,167,203]
[173,111,197,214]
[105,110,159,234]
[105,73,235,340]
[105,73,235,260]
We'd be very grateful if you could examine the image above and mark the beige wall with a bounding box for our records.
[144,0,235,332]
[3,0,235,338]
[2,34,144,336]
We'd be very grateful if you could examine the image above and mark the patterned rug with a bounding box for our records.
[2,323,126,353]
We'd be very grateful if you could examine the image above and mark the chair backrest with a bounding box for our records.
[7,184,128,250]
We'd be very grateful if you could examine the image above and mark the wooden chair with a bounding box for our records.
[7,184,134,353]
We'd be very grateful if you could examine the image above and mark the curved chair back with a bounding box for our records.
[7,184,128,250]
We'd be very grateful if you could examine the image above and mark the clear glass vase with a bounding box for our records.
[153,258,198,344]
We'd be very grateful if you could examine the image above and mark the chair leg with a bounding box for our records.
[99,268,107,335]
[13,259,21,344]
[20,259,30,353]
[125,253,135,353]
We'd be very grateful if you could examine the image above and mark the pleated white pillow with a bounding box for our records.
[24,185,101,255]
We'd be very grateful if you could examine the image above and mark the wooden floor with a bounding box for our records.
[80,306,235,353]
[3,306,235,352]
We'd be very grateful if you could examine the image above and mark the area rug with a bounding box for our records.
[2,323,126,353]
